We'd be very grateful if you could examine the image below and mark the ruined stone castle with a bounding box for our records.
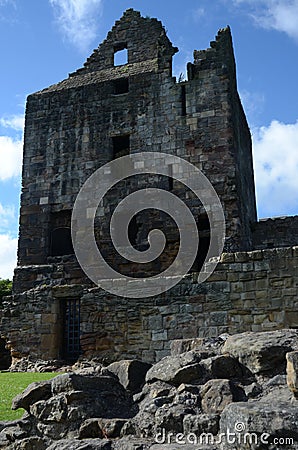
[0,9,297,366]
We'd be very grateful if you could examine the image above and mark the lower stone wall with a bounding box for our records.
[1,246,297,364]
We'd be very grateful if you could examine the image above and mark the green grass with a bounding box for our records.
[0,372,58,421]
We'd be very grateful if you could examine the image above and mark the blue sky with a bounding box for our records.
[0,0,298,278]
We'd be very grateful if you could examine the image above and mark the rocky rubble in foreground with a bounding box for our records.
[0,329,298,449]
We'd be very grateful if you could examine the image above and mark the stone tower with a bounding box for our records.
[15,9,256,293]
[7,9,297,366]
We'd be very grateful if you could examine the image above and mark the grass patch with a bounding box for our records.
[0,372,58,421]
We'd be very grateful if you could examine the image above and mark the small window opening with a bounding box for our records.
[114,44,128,66]
[113,135,130,159]
[51,228,74,257]
[181,84,186,116]
[113,78,129,95]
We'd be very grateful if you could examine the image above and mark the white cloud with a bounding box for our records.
[193,7,205,22]
[239,89,265,124]
[0,234,17,279]
[252,119,298,217]
[0,136,22,181]
[0,0,14,5]
[0,114,24,131]
[0,203,15,232]
[231,0,298,41]
[49,0,103,51]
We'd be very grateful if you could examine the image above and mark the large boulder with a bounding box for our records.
[199,355,245,380]
[50,373,135,419]
[79,418,127,439]
[12,380,52,412]
[106,360,151,393]
[145,351,208,386]
[171,335,228,357]
[183,413,219,435]
[200,379,246,414]
[5,436,48,450]
[220,400,298,449]
[222,329,298,374]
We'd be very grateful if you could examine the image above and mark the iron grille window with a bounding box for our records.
[62,298,81,360]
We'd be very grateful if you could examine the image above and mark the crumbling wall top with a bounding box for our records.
[71,8,178,76]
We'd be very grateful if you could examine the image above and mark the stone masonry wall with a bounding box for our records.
[2,246,297,364]
[253,215,298,249]
[15,11,257,294]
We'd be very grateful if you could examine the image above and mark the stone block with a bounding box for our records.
[286,351,298,396]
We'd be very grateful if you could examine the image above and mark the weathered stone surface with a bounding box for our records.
[200,379,246,414]
[199,355,244,380]
[170,336,227,356]
[106,360,151,393]
[78,418,103,439]
[183,413,219,435]
[139,380,174,401]
[243,382,262,399]
[145,351,207,385]
[220,401,298,449]
[12,380,52,411]
[154,403,194,434]
[7,436,48,450]
[113,437,153,449]
[222,329,298,374]
[47,439,112,449]
[286,351,298,396]
[79,418,127,440]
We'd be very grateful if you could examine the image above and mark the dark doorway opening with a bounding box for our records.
[62,298,81,361]
[50,227,74,257]
[112,135,130,159]
[113,78,129,95]
[0,338,11,370]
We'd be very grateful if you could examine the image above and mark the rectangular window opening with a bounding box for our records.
[113,135,130,159]
[114,44,128,66]
[113,78,129,95]
[50,210,74,257]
